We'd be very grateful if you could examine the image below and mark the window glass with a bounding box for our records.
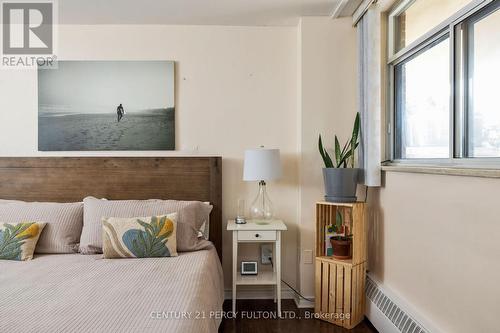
[395,37,450,159]
[467,7,500,157]
[395,0,472,52]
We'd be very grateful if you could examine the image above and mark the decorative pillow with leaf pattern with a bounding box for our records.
[102,214,178,259]
[0,222,46,261]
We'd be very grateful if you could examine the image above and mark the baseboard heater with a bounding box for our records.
[365,275,430,333]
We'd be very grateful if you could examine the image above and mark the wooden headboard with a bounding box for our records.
[0,157,222,259]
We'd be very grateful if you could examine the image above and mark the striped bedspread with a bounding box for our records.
[0,248,224,333]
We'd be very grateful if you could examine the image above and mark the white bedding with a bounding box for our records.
[0,248,224,333]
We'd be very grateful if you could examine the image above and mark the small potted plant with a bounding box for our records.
[328,210,352,260]
[318,112,360,202]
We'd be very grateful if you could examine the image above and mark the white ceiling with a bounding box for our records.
[58,0,342,26]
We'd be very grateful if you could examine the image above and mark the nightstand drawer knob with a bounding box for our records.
[255,233,260,238]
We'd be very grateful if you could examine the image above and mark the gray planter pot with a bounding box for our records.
[322,168,360,203]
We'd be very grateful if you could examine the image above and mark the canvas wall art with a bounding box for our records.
[38,61,175,151]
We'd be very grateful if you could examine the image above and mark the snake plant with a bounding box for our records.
[318,112,360,168]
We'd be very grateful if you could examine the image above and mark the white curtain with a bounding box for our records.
[357,6,382,187]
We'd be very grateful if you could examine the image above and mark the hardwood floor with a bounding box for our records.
[220,299,378,333]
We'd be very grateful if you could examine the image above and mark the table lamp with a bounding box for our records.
[243,147,282,224]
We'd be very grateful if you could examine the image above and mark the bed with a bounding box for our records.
[0,157,223,333]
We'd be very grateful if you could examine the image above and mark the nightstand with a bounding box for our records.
[227,219,287,316]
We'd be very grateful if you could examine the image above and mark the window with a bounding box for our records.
[393,0,473,53]
[395,36,450,159]
[462,7,500,157]
[388,0,500,162]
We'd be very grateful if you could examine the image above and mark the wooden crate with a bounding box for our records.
[315,202,367,329]
[315,257,366,329]
[315,202,366,265]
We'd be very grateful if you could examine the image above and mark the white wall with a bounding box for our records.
[0,24,300,290]
[297,17,358,297]
[368,173,500,333]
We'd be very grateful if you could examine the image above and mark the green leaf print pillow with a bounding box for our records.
[0,222,46,260]
[102,213,178,258]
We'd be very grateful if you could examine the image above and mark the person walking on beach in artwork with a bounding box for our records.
[117,104,124,122]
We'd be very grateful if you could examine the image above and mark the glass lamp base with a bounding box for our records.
[249,180,274,223]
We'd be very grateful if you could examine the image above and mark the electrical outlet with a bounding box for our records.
[261,244,273,265]
[303,249,313,264]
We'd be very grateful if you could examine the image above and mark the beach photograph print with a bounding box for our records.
[38,61,175,151]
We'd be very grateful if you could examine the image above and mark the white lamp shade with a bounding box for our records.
[243,148,282,181]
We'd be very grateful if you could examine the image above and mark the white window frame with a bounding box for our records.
[386,0,500,168]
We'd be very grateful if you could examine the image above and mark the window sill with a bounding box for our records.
[381,164,500,179]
